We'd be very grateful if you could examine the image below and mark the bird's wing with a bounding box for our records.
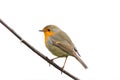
[74,47,81,56]
[48,31,80,56]
[59,31,81,56]
[51,38,76,56]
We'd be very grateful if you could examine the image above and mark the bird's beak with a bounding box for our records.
[39,30,44,32]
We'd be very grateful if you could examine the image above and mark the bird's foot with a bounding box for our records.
[49,59,54,67]
[60,66,65,74]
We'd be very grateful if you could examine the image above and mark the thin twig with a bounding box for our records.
[0,19,80,80]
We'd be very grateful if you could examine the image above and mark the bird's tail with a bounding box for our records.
[74,54,88,69]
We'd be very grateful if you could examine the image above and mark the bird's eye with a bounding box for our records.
[47,29,50,32]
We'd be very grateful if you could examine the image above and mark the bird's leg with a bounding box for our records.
[51,57,60,61]
[61,56,68,74]
[49,57,60,67]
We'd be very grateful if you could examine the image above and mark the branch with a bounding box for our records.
[0,19,80,80]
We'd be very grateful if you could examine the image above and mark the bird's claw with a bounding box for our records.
[60,66,65,74]
[49,59,54,67]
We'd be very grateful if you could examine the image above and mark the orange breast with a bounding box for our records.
[44,31,55,46]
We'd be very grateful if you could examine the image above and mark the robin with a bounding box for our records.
[39,25,88,70]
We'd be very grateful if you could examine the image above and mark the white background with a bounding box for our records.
[0,0,120,80]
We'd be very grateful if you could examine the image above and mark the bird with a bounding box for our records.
[39,25,88,70]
